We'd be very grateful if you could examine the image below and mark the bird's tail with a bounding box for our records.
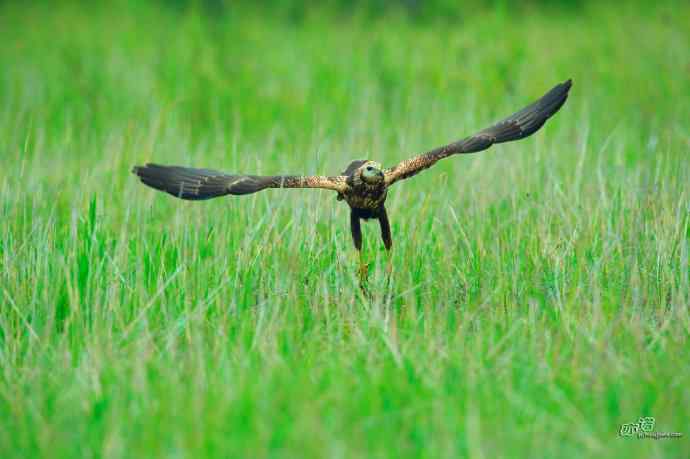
[132,163,232,200]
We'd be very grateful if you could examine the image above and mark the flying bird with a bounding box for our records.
[133,79,572,286]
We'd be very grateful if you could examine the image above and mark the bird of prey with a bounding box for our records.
[133,79,572,286]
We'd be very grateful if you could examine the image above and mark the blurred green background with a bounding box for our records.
[1,1,689,458]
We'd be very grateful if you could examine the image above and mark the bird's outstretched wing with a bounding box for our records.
[132,163,348,201]
[384,79,572,186]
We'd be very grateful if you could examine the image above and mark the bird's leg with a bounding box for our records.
[350,210,369,294]
[379,208,393,296]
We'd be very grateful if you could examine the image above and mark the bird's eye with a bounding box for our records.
[366,166,373,171]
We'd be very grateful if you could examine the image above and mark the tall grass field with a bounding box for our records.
[1,1,689,457]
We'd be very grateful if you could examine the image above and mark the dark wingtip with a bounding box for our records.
[132,163,160,176]
[553,78,573,112]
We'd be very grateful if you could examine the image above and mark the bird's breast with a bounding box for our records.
[344,184,387,211]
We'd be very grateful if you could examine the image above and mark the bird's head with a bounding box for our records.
[360,161,384,184]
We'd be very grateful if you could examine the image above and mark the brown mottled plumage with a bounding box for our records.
[133,80,572,274]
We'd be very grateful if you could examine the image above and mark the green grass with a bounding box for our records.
[1,1,689,457]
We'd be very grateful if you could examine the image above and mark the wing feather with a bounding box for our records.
[133,163,347,200]
[384,79,572,185]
